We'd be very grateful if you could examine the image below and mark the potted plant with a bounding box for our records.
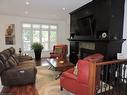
[31,42,44,60]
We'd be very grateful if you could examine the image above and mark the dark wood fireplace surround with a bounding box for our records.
[69,0,125,64]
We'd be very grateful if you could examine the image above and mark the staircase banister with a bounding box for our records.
[96,59,127,66]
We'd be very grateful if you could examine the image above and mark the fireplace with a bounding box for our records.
[69,39,125,64]
[80,48,96,59]
[79,42,96,59]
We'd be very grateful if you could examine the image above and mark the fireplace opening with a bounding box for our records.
[79,48,96,59]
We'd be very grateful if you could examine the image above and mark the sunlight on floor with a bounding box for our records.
[40,59,50,67]
[41,63,49,66]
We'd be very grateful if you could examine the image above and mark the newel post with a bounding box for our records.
[88,62,97,95]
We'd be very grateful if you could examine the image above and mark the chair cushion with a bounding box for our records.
[73,65,78,76]
[54,47,62,53]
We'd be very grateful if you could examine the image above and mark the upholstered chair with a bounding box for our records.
[60,53,104,95]
[50,45,68,59]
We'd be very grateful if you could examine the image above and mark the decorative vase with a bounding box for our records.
[34,49,42,60]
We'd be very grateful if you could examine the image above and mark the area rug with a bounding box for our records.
[35,66,74,95]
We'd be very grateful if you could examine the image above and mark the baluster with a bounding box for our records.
[114,63,120,95]
[109,64,115,95]
[113,63,116,95]
[96,65,101,94]
[104,65,108,93]
[119,63,123,95]
[108,64,111,95]
[100,65,103,94]
[125,70,127,95]
[122,64,126,95]
[96,60,127,95]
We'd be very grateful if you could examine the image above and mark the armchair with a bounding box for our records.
[60,53,104,95]
[50,44,68,59]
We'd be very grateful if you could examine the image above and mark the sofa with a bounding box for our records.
[0,47,37,86]
[60,53,104,95]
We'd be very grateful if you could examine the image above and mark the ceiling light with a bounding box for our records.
[62,8,66,11]
[25,11,28,14]
[25,1,30,5]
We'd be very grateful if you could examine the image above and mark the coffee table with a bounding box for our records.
[47,58,74,79]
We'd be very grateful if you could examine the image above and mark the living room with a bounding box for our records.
[0,0,127,95]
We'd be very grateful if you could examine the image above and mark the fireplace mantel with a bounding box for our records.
[68,38,126,43]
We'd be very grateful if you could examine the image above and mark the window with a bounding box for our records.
[22,23,57,51]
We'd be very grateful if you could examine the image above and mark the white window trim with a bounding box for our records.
[21,22,58,52]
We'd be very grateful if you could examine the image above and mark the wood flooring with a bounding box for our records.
[1,84,39,95]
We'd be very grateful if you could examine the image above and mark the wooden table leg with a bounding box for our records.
[55,72,62,80]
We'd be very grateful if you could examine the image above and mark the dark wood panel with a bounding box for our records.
[69,0,125,64]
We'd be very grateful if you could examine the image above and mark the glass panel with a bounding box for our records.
[22,23,57,51]
[33,30,40,42]
[50,42,56,50]
[23,29,32,41]
[23,41,31,51]
[41,25,49,29]
[50,31,56,42]
[22,24,31,28]
[50,25,57,30]
[41,31,48,42]
[32,24,40,29]
[42,42,48,51]
[23,29,32,51]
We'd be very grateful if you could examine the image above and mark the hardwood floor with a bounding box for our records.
[35,58,50,66]
[1,84,39,95]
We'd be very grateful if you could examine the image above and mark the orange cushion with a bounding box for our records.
[54,47,62,53]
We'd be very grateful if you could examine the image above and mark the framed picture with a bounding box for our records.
[5,24,15,45]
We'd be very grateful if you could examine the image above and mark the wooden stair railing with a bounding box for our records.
[88,59,127,95]
[89,62,96,95]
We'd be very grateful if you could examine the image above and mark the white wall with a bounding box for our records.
[122,0,127,54]
[0,14,70,57]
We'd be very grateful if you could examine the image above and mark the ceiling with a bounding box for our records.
[0,0,92,20]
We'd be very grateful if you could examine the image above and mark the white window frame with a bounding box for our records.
[22,23,58,52]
